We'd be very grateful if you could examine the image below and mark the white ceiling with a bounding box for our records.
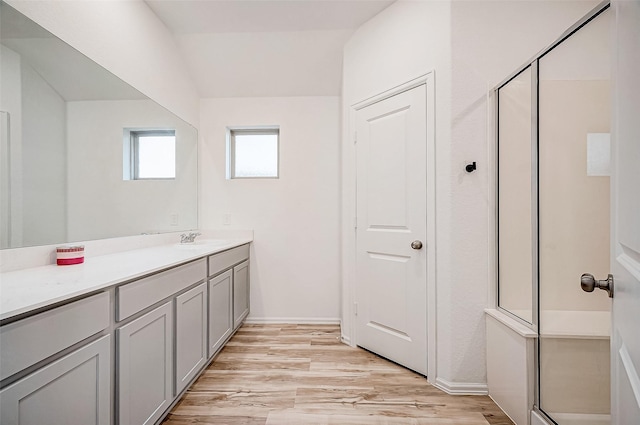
[145,0,394,34]
[145,0,395,97]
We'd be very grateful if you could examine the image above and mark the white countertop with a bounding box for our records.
[0,238,252,322]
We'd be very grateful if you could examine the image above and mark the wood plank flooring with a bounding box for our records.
[163,324,513,425]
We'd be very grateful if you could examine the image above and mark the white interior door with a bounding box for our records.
[611,1,640,422]
[355,83,428,375]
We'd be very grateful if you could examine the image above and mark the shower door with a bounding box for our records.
[538,7,612,425]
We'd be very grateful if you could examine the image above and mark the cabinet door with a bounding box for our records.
[208,270,233,358]
[175,282,207,394]
[233,260,250,330]
[118,302,172,425]
[0,335,111,425]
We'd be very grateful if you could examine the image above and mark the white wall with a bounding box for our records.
[6,0,199,127]
[343,0,600,388]
[21,61,66,246]
[66,100,197,241]
[199,96,341,322]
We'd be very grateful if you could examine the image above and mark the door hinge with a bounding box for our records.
[354,302,358,316]
[353,131,357,145]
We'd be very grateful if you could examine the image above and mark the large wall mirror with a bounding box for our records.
[0,1,198,249]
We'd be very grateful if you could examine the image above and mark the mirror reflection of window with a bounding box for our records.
[133,131,176,179]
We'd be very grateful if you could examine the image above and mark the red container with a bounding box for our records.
[56,245,85,266]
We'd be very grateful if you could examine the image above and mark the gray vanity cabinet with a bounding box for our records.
[117,302,173,425]
[1,244,250,425]
[208,270,233,357]
[175,282,207,394]
[233,260,250,330]
[207,244,250,351]
[0,335,111,425]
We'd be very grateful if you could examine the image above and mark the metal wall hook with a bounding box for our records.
[465,162,476,173]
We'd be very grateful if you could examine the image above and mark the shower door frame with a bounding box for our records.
[491,1,612,424]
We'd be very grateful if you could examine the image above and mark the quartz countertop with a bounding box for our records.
[0,238,252,322]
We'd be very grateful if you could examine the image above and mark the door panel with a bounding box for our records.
[355,84,428,375]
[117,302,173,425]
[0,336,110,425]
[209,270,233,358]
[611,0,640,421]
[233,260,250,330]
[175,282,207,394]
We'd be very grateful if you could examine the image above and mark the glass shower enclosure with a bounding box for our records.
[496,3,612,424]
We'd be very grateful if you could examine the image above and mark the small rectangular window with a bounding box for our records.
[228,127,279,179]
[124,129,176,180]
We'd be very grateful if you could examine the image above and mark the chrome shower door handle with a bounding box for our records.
[580,273,614,298]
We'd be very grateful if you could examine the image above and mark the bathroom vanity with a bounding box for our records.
[0,239,251,425]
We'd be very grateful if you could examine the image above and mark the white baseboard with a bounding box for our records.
[243,317,341,325]
[340,334,352,346]
[433,377,488,395]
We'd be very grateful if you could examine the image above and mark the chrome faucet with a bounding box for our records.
[180,231,201,244]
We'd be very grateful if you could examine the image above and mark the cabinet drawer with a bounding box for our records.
[208,244,249,277]
[0,292,110,381]
[117,259,206,321]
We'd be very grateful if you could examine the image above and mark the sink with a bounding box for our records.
[174,239,229,249]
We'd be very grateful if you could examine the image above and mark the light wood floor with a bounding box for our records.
[163,324,513,425]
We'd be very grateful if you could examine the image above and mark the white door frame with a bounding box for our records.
[347,72,437,382]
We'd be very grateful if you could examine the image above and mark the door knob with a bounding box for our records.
[580,273,614,298]
[411,240,423,250]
